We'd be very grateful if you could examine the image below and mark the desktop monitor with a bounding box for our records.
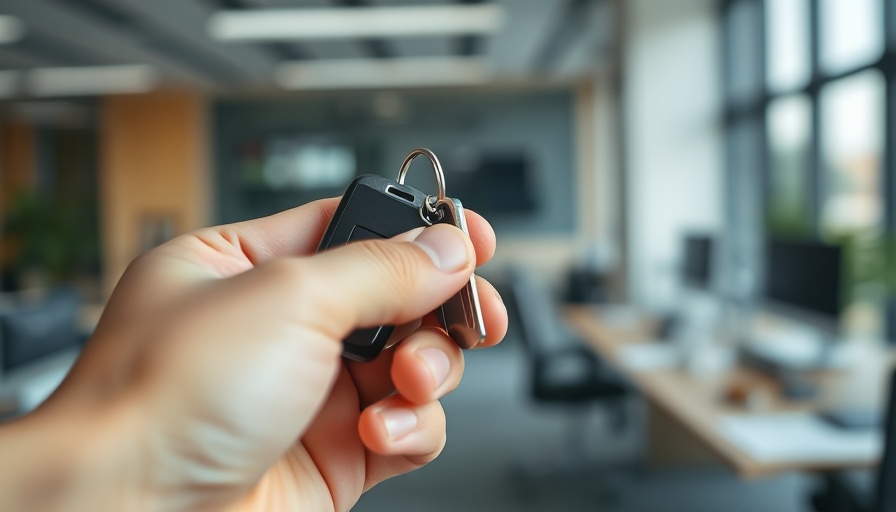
[682,235,713,290]
[669,235,717,344]
[763,238,843,331]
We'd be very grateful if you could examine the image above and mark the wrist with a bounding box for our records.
[0,395,146,511]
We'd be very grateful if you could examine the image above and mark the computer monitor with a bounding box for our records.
[682,235,713,290]
[668,235,717,346]
[763,238,843,332]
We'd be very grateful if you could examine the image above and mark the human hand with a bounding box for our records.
[3,198,507,511]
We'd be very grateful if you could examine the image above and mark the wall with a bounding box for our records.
[99,90,210,295]
[214,85,603,284]
[0,121,35,204]
[624,0,723,308]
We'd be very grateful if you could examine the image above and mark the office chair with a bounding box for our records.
[504,265,630,471]
[0,287,85,375]
[811,367,896,512]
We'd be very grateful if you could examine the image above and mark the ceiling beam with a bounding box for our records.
[93,0,277,79]
[0,48,52,69]
[1,0,214,88]
[487,0,570,77]
[554,0,613,77]
[334,0,395,59]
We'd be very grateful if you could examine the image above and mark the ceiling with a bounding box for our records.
[0,0,613,96]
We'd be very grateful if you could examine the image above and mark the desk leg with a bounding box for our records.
[646,402,723,469]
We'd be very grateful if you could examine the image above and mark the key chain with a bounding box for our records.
[396,147,447,225]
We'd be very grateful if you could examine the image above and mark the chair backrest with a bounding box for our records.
[875,367,896,512]
[505,265,561,358]
[0,288,82,375]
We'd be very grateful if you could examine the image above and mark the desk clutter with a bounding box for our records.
[717,412,882,464]
[616,342,680,371]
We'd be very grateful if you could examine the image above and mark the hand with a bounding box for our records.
[0,198,507,511]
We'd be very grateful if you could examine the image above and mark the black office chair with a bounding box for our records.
[0,287,85,376]
[504,264,630,470]
[811,367,896,512]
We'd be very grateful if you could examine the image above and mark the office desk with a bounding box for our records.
[563,305,880,479]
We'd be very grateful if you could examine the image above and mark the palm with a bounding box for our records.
[241,368,371,511]
[242,363,423,511]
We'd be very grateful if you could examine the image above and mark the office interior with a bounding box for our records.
[0,0,894,510]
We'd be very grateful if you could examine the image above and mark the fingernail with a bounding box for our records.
[413,225,469,272]
[379,408,418,441]
[418,347,450,389]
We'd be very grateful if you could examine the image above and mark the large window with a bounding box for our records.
[722,0,895,338]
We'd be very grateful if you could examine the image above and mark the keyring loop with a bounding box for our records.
[396,148,447,204]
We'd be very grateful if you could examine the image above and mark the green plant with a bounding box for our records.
[3,188,98,283]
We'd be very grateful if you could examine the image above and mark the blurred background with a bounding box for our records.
[1,0,895,510]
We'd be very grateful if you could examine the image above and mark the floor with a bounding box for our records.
[354,339,816,512]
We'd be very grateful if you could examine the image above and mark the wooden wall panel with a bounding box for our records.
[99,91,210,296]
[0,120,36,277]
[0,120,35,205]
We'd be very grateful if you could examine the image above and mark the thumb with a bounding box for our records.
[282,223,476,341]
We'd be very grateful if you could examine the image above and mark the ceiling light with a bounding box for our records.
[209,5,503,41]
[274,57,490,90]
[0,16,25,45]
[27,65,160,97]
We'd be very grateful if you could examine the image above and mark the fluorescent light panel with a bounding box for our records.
[209,5,503,41]
[275,57,490,90]
[0,15,25,45]
[27,64,160,97]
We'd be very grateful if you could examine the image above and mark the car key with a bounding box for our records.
[317,148,486,361]
[432,197,486,349]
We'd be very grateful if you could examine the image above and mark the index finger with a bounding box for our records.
[193,197,496,268]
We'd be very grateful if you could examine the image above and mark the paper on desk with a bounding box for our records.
[617,342,681,371]
[718,413,882,463]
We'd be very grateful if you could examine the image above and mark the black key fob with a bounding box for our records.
[316,174,431,362]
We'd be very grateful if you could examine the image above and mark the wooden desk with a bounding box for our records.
[564,305,879,479]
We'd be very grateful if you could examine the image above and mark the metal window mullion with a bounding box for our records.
[808,0,823,238]
[758,0,770,238]
[884,0,896,233]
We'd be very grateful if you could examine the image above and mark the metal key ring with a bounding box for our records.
[396,148,447,206]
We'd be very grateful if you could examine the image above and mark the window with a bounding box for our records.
[819,0,884,74]
[767,95,811,234]
[766,0,810,93]
[820,70,885,235]
[722,0,893,338]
